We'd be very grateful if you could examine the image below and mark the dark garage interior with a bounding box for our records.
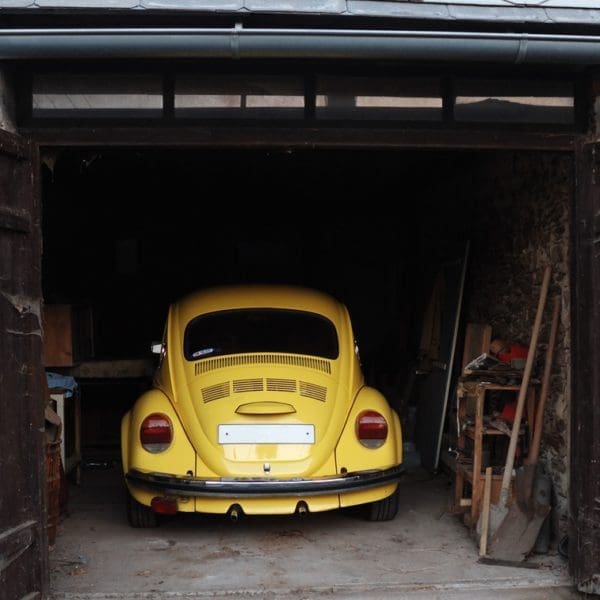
[39,146,573,565]
[4,2,600,598]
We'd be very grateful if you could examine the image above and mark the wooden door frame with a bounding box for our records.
[0,128,48,600]
[570,140,600,594]
[0,122,594,595]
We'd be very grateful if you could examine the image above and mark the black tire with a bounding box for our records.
[127,492,158,528]
[364,486,400,522]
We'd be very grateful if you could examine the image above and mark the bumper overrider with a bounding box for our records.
[126,465,404,498]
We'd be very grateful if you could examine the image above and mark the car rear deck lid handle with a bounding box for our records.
[235,401,296,415]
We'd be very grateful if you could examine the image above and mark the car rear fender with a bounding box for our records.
[335,386,403,472]
[121,388,196,478]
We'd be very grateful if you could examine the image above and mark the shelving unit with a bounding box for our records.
[452,379,536,527]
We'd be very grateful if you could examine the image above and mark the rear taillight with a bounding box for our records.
[140,413,172,453]
[356,410,388,449]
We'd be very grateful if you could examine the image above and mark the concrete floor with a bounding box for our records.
[49,463,580,600]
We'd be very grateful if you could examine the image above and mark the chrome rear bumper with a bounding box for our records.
[126,465,404,498]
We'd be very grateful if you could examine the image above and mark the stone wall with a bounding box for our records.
[462,151,572,539]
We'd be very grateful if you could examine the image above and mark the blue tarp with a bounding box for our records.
[46,372,78,398]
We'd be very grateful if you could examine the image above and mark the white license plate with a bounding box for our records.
[218,424,315,444]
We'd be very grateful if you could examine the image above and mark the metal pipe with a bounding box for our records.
[296,501,308,517]
[1,27,600,64]
[227,505,241,522]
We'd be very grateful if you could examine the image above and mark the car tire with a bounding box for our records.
[364,485,400,522]
[127,492,158,528]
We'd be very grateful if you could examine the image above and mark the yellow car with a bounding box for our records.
[121,285,403,527]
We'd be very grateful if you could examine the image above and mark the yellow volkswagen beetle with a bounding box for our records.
[121,285,403,527]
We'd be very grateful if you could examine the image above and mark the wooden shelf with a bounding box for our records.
[453,378,536,526]
[457,463,504,483]
[463,425,525,438]
[474,383,521,391]
[465,427,506,437]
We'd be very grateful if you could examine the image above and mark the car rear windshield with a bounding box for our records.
[184,309,339,361]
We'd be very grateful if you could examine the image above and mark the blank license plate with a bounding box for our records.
[218,424,315,444]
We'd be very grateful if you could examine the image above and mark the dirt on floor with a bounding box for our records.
[49,463,579,600]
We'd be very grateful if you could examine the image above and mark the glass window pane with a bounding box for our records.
[175,75,305,118]
[176,94,241,109]
[455,79,574,124]
[316,76,442,121]
[32,73,163,118]
[184,309,339,360]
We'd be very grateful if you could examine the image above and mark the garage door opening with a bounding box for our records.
[40,147,574,597]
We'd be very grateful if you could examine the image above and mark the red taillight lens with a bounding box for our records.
[140,413,172,453]
[151,496,178,515]
[356,410,388,449]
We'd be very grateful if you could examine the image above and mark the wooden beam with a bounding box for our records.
[0,135,47,599]
[570,141,600,593]
[24,126,577,151]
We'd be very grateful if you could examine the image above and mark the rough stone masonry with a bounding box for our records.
[463,151,572,541]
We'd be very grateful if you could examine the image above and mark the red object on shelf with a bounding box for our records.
[497,343,528,365]
[500,401,517,422]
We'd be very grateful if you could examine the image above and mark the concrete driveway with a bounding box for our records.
[49,464,579,600]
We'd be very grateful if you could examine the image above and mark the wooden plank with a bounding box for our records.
[24,126,577,151]
[42,304,95,367]
[42,304,74,367]
[0,135,48,600]
[461,323,492,372]
[571,141,600,593]
[471,384,484,525]
[480,467,493,557]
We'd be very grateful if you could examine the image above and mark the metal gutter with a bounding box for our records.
[2,27,600,64]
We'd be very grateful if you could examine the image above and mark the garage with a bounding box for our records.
[1,2,599,599]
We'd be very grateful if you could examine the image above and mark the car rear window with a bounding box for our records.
[184,309,339,361]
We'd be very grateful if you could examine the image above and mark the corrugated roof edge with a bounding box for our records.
[2,0,600,27]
